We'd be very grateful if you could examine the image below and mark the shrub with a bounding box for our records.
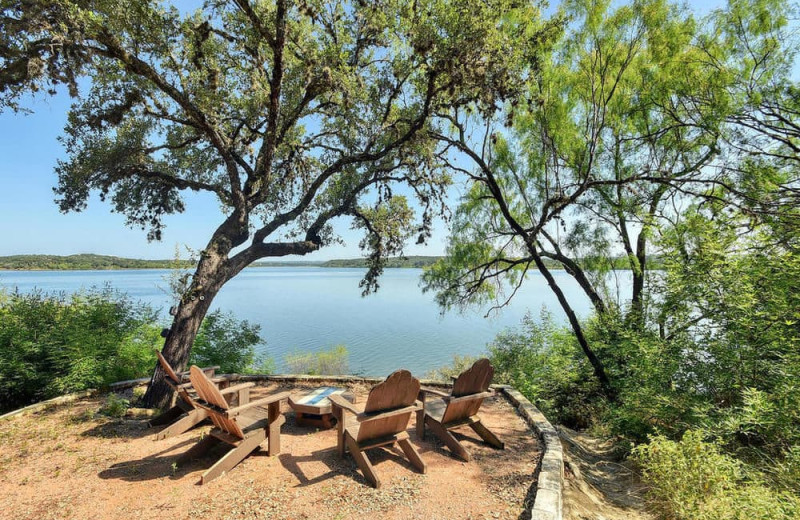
[0,287,162,413]
[285,345,349,375]
[425,354,478,382]
[99,393,130,418]
[189,309,264,373]
[488,311,604,428]
[0,287,268,413]
[633,430,800,520]
[242,354,277,375]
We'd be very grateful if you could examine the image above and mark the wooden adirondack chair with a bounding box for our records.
[329,370,426,489]
[417,358,504,462]
[148,351,239,440]
[179,365,290,484]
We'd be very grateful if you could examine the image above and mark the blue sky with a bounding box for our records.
[0,0,726,261]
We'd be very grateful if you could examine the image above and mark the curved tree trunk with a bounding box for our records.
[530,251,617,402]
[141,251,231,409]
[141,215,247,409]
[140,212,320,409]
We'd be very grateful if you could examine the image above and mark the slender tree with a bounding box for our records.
[0,0,550,407]
[423,0,800,399]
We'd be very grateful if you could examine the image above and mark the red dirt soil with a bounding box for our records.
[0,383,541,520]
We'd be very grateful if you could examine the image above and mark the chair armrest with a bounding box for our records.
[219,382,255,396]
[329,394,361,415]
[419,386,451,399]
[355,401,422,423]
[225,391,291,418]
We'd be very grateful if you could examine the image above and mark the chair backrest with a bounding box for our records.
[452,358,494,397]
[442,358,494,424]
[357,369,420,442]
[157,350,182,385]
[189,365,245,439]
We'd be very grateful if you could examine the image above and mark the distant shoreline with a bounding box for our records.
[0,254,443,271]
[0,253,647,272]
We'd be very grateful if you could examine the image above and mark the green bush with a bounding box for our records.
[242,354,277,375]
[0,287,162,412]
[425,354,478,382]
[189,309,265,373]
[285,345,349,375]
[99,393,130,418]
[0,288,269,413]
[633,430,800,520]
[488,311,605,428]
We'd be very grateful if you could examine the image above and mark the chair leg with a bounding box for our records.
[267,402,283,456]
[148,405,185,427]
[333,407,346,457]
[398,438,427,474]
[200,431,265,484]
[152,409,209,440]
[426,416,471,462]
[416,408,425,439]
[345,434,381,489]
[178,434,221,463]
[470,418,504,449]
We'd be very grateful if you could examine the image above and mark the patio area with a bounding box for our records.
[0,381,541,520]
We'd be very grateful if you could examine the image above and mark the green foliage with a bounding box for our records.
[425,354,479,382]
[0,287,269,413]
[284,345,349,376]
[653,212,800,455]
[99,393,130,418]
[189,310,263,374]
[488,312,604,429]
[633,430,800,520]
[242,355,277,376]
[0,287,162,412]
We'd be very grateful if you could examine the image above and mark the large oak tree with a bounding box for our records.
[0,0,550,407]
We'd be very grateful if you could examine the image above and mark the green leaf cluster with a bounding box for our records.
[0,286,162,412]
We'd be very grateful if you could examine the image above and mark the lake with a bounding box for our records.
[0,267,616,376]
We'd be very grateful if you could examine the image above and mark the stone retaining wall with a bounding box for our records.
[500,386,564,520]
[0,389,97,421]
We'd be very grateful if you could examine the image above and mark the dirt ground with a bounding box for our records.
[559,427,653,520]
[0,383,540,520]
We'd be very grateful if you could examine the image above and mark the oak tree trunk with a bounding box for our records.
[141,256,228,409]
[141,216,247,409]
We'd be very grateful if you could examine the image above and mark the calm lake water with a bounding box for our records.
[0,267,616,376]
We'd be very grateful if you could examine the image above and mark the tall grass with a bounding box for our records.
[284,345,349,375]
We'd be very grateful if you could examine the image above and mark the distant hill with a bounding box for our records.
[0,254,443,271]
[0,253,649,272]
[0,254,190,271]
[320,256,443,268]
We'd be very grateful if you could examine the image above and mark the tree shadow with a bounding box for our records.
[80,418,155,440]
[97,437,207,482]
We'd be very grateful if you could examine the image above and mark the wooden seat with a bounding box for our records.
[417,358,504,462]
[179,365,290,484]
[148,351,241,440]
[329,370,426,488]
